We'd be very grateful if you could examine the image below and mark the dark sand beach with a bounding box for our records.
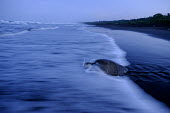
[94,25,170,41]
[86,25,170,108]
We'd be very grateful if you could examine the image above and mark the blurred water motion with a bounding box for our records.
[0,23,169,113]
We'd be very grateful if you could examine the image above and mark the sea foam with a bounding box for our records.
[82,25,130,66]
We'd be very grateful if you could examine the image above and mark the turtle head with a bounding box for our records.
[84,62,95,68]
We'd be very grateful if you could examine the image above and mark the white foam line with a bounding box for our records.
[0,20,41,25]
[0,27,59,37]
[0,30,28,37]
[101,33,130,66]
[82,26,130,66]
[36,27,59,30]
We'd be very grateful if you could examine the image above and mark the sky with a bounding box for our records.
[0,0,170,23]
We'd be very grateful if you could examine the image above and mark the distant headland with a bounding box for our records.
[85,13,170,28]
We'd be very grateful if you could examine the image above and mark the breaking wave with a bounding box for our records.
[0,20,59,37]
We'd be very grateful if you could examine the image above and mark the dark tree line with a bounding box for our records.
[86,13,170,28]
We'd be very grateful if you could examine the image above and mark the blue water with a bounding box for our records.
[0,20,59,37]
[0,22,169,113]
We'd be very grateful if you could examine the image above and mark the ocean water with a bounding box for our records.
[0,21,169,113]
[0,20,59,37]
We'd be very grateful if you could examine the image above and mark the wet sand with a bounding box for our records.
[94,25,170,41]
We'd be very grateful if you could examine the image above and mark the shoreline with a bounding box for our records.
[86,26,170,108]
[92,25,170,41]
